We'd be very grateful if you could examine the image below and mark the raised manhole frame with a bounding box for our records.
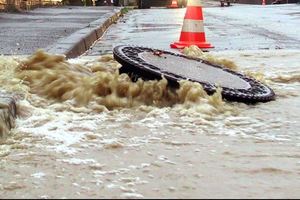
[113,45,275,103]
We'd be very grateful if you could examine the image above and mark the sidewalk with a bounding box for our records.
[0,6,122,57]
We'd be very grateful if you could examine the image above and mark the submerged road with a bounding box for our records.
[1,4,300,199]
[86,4,300,56]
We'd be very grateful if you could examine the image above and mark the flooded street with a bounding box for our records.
[1,4,300,199]
[1,48,299,198]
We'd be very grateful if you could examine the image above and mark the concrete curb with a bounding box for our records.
[0,95,17,138]
[47,8,122,59]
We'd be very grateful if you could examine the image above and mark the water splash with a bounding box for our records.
[14,50,229,113]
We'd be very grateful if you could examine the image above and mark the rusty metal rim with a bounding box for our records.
[113,45,275,103]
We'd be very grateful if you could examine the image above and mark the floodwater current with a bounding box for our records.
[0,46,299,198]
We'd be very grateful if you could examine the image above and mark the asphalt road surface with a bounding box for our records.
[86,4,300,56]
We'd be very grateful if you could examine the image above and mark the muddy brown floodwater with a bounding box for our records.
[0,47,299,198]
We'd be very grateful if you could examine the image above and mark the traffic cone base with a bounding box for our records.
[171,31,213,49]
[171,41,213,49]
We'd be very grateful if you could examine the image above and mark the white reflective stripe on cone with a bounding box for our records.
[187,0,203,7]
[181,19,204,33]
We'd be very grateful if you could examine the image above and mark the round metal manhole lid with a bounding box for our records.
[113,45,275,103]
[139,52,251,90]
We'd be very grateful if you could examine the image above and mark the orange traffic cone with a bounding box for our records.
[171,0,213,49]
[168,0,179,8]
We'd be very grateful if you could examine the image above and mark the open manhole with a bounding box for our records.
[113,45,275,103]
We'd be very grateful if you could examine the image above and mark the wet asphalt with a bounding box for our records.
[0,4,299,56]
[86,4,300,56]
[85,8,186,55]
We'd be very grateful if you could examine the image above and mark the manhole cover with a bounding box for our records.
[113,45,275,103]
